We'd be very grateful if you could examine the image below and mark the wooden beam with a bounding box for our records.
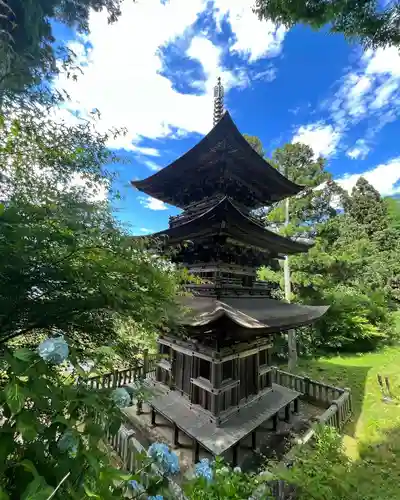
[272,413,278,431]
[173,423,179,448]
[232,443,239,467]
[251,430,257,451]
[193,440,200,463]
[284,403,291,423]
[294,397,299,415]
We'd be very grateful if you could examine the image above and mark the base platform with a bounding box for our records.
[140,383,300,457]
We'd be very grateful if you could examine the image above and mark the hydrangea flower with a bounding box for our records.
[38,335,69,364]
[147,443,180,475]
[128,480,145,493]
[147,496,163,500]
[233,466,242,474]
[194,458,213,482]
[58,430,79,458]
[111,387,131,408]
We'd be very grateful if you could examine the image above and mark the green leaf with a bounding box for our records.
[4,381,26,414]
[16,412,38,441]
[83,483,101,498]
[20,460,38,477]
[14,348,35,362]
[21,476,53,500]
[0,488,9,500]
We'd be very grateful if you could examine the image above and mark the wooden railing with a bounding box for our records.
[272,367,352,437]
[105,422,186,499]
[85,351,157,390]
[272,368,347,408]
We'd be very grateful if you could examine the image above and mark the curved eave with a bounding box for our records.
[131,112,303,208]
[179,296,329,332]
[149,196,311,255]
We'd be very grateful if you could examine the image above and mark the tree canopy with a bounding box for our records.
[254,0,400,49]
[0,0,126,93]
[243,133,265,157]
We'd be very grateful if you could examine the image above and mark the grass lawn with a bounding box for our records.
[292,346,400,498]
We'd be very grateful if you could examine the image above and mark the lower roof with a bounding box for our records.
[178,296,328,332]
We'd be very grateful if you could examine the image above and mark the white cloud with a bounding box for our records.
[292,122,341,158]
[54,0,285,151]
[140,227,154,233]
[346,139,370,160]
[143,160,162,171]
[213,0,286,61]
[139,196,168,211]
[337,157,400,196]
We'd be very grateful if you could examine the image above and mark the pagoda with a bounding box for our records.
[131,79,328,466]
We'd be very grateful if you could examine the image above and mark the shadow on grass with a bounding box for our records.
[295,359,371,437]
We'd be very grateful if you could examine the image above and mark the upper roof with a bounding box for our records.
[150,196,310,256]
[131,111,303,209]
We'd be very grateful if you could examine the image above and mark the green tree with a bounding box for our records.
[385,196,400,231]
[243,134,265,157]
[344,177,389,238]
[254,0,400,49]
[0,0,126,93]
[266,143,338,239]
[0,104,179,353]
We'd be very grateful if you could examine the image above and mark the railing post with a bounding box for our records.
[303,376,311,400]
[143,349,149,378]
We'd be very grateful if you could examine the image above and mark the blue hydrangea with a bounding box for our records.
[38,335,69,364]
[147,443,180,475]
[194,458,213,482]
[111,387,131,408]
[128,480,145,493]
[58,430,79,458]
[147,496,163,500]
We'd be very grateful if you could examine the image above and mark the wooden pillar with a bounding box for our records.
[192,440,200,463]
[232,442,239,467]
[251,430,257,451]
[294,397,299,415]
[173,423,179,448]
[151,407,156,426]
[143,349,149,378]
[284,403,291,423]
[272,413,278,431]
[255,352,260,394]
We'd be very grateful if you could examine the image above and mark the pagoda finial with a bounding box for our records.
[213,76,224,127]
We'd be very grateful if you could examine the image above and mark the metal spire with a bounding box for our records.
[213,77,224,127]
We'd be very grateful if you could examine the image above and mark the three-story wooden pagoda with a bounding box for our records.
[131,79,328,466]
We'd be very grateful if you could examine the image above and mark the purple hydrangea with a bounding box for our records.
[38,336,69,364]
[111,387,131,408]
[194,458,213,482]
[147,443,180,475]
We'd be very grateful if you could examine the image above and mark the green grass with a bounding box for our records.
[289,346,400,498]
[296,346,400,443]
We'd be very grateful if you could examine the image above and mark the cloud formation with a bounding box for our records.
[292,45,400,159]
[139,196,168,211]
[54,0,286,153]
[337,157,400,196]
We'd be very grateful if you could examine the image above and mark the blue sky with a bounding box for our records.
[52,0,400,235]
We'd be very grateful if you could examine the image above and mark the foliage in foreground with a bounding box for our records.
[254,0,400,49]
[274,426,400,500]
[0,0,127,94]
[0,103,180,362]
